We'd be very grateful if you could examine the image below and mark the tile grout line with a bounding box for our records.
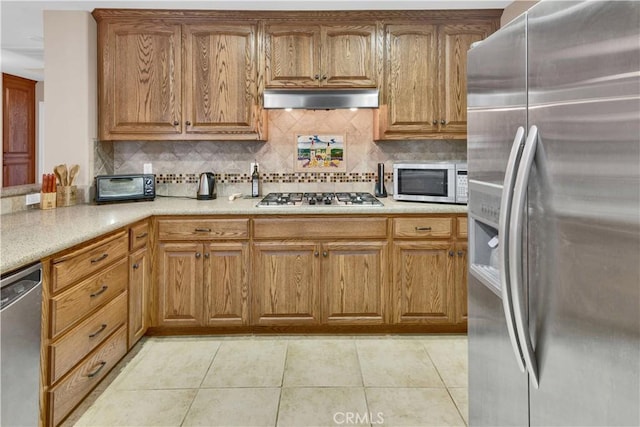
[353,338,374,427]
[274,338,290,427]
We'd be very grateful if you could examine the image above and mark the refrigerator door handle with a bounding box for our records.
[510,125,540,388]
[498,125,527,373]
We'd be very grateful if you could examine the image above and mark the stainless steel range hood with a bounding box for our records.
[263,88,379,110]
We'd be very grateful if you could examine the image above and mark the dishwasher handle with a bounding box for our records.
[0,263,43,311]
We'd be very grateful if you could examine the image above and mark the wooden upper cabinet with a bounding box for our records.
[100,21,182,138]
[183,23,264,138]
[376,20,496,140]
[438,23,495,134]
[3,73,36,187]
[97,15,265,141]
[264,23,377,87]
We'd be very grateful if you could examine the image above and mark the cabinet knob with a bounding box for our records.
[323,251,328,257]
[322,75,327,80]
[314,74,320,80]
[132,263,139,270]
[449,250,455,257]
[173,120,179,126]
[314,251,319,257]
[204,253,210,259]
[186,121,191,126]
[441,119,446,125]
[457,250,465,257]
[433,120,438,125]
[196,252,201,258]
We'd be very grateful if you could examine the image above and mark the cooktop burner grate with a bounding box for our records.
[256,192,383,207]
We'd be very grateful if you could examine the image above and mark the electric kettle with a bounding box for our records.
[197,172,216,200]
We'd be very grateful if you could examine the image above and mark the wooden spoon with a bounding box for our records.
[68,164,79,186]
[54,164,66,187]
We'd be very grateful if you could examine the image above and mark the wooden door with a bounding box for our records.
[321,25,377,87]
[157,242,203,327]
[264,24,320,87]
[393,241,455,324]
[2,73,35,186]
[184,23,264,138]
[454,241,468,324]
[322,241,387,324]
[438,23,495,134]
[203,242,249,326]
[380,24,439,136]
[100,21,181,139]
[128,246,148,347]
[252,242,320,325]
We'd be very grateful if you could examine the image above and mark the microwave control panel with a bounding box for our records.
[456,169,468,204]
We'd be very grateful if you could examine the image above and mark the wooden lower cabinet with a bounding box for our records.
[252,242,321,325]
[157,241,249,327]
[322,241,387,324]
[393,240,456,324]
[128,246,149,347]
[454,241,468,324]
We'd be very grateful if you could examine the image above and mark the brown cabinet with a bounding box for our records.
[264,23,377,87]
[155,218,250,328]
[128,221,149,348]
[43,230,130,426]
[391,215,468,327]
[252,217,388,326]
[376,21,496,140]
[96,13,265,141]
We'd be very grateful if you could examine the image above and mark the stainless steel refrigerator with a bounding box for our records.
[466,1,639,425]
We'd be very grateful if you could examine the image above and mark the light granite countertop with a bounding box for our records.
[0,196,467,274]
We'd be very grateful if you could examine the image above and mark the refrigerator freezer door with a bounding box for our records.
[526,1,640,425]
[467,13,529,426]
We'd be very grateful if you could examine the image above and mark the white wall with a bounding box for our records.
[43,11,97,187]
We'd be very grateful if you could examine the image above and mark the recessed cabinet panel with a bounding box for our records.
[252,242,320,325]
[265,25,319,87]
[184,24,259,134]
[321,25,377,87]
[322,242,387,324]
[101,22,182,136]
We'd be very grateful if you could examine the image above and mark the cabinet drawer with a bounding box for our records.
[129,221,150,251]
[49,292,127,384]
[48,326,127,427]
[158,218,249,240]
[253,217,387,239]
[393,217,452,238]
[457,217,468,239]
[50,258,128,338]
[51,231,128,293]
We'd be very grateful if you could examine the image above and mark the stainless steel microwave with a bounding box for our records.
[94,174,155,204]
[393,162,468,204]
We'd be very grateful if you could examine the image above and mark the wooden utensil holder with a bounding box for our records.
[56,185,77,207]
[40,192,57,210]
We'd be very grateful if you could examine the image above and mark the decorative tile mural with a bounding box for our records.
[97,109,466,197]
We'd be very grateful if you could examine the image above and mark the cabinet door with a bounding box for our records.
[380,24,439,136]
[2,73,35,186]
[252,242,320,325]
[157,242,203,327]
[438,23,495,134]
[264,25,320,87]
[100,21,181,138]
[454,241,468,324]
[321,25,377,87]
[184,24,264,139]
[393,241,455,324]
[128,247,148,348]
[322,241,387,324]
[203,242,249,327]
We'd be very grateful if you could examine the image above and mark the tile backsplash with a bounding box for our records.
[96,109,466,197]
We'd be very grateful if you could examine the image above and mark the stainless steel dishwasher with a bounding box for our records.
[1,262,42,427]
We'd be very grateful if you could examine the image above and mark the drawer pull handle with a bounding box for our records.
[90,285,108,298]
[136,232,148,239]
[91,253,109,264]
[195,228,211,232]
[88,324,107,338]
[87,361,107,378]
[415,227,432,231]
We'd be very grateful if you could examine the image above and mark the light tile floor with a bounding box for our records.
[62,335,468,427]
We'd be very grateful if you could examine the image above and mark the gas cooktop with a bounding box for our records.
[256,192,384,207]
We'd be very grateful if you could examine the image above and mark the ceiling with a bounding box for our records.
[1,0,511,81]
